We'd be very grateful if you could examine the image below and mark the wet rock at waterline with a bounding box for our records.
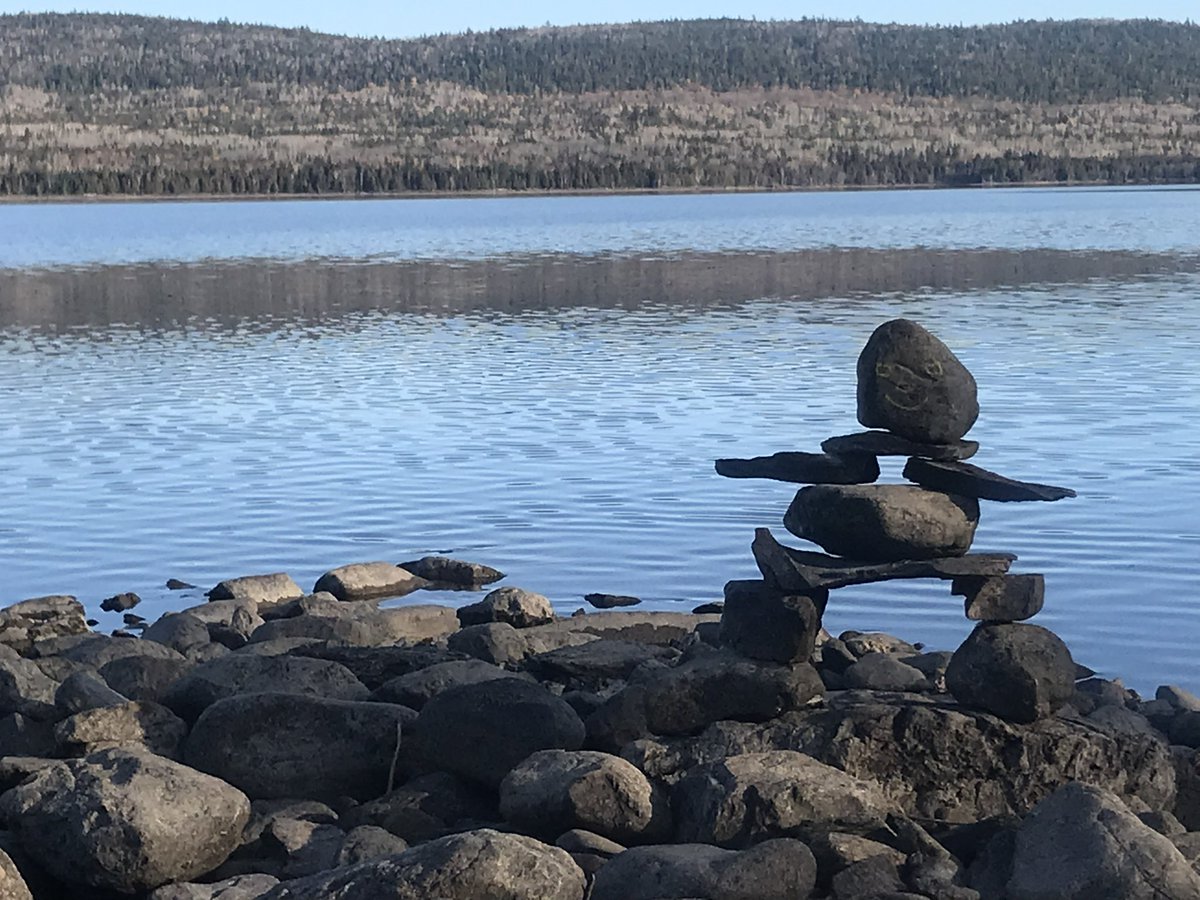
[856,317,979,443]
[397,555,505,587]
[100,592,141,613]
[821,429,979,461]
[0,596,89,652]
[206,573,304,606]
[583,592,642,609]
[715,450,880,484]
[946,623,1075,723]
[311,562,428,602]
[955,573,1046,622]
[785,484,980,561]
[456,586,556,629]
[903,456,1077,502]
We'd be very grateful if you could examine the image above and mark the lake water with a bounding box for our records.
[2,186,1199,693]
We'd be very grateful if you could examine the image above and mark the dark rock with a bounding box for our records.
[398,556,504,587]
[716,450,880,484]
[555,829,625,858]
[256,828,585,900]
[0,714,56,757]
[148,874,280,899]
[589,840,817,900]
[954,575,1045,623]
[457,586,555,629]
[0,747,249,894]
[843,653,930,692]
[312,562,428,601]
[288,644,464,692]
[54,670,128,714]
[0,596,89,653]
[1137,809,1186,836]
[41,632,186,669]
[946,624,1075,723]
[372,659,523,710]
[414,679,586,788]
[100,593,141,613]
[0,648,58,721]
[499,749,671,844]
[0,757,58,792]
[248,604,458,646]
[674,750,892,847]
[447,621,532,666]
[524,611,721,646]
[143,613,212,655]
[206,573,303,605]
[903,457,1076,502]
[841,631,922,658]
[339,771,498,843]
[856,318,979,443]
[583,593,641,609]
[54,700,188,758]
[692,602,723,614]
[184,692,413,800]
[832,854,905,898]
[785,485,980,561]
[525,639,679,691]
[754,527,1014,592]
[1159,685,1200,712]
[1169,711,1200,748]
[1004,781,1200,899]
[1173,746,1200,829]
[260,817,346,879]
[98,655,191,704]
[163,653,369,723]
[808,832,906,890]
[720,579,825,663]
[336,825,409,866]
[823,430,978,462]
[166,579,196,590]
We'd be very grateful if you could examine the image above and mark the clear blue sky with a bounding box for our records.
[0,0,1194,38]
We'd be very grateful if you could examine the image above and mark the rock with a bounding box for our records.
[337,824,409,865]
[716,450,880,484]
[148,873,281,899]
[0,714,56,757]
[448,621,532,666]
[397,556,504,587]
[1137,809,1186,836]
[100,592,141,613]
[166,579,196,590]
[843,653,930,692]
[675,750,892,846]
[143,613,212,655]
[0,849,31,900]
[832,854,905,898]
[41,632,186,669]
[457,587,556,629]
[163,653,370,723]
[808,832,907,889]
[856,318,979,443]
[1004,782,1200,899]
[98,655,191,704]
[340,771,498,843]
[54,670,128,714]
[1086,705,1162,741]
[525,639,679,691]
[786,484,980,561]
[524,611,720,646]
[257,828,585,900]
[590,839,817,900]
[54,700,188,757]
[249,604,458,646]
[555,828,625,858]
[312,562,428,602]
[822,430,979,462]
[954,574,1045,623]
[499,749,671,843]
[261,817,346,879]
[288,644,463,691]
[583,593,642,609]
[902,457,1076,502]
[842,632,922,657]
[1160,685,1200,712]
[0,649,58,721]
[946,623,1075,723]
[414,679,586,788]
[719,580,825,664]
[0,747,249,894]
[184,692,413,800]
[753,528,1014,592]
[207,573,304,605]
[692,602,723,614]
[372,659,523,709]
[0,596,89,652]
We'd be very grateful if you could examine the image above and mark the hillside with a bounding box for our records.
[2,14,1199,196]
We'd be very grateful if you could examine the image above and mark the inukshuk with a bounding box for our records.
[716,318,1080,724]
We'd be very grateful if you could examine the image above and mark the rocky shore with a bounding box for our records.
[1,320,1199,899]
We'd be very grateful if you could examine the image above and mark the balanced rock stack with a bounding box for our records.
[717,318,1079,724]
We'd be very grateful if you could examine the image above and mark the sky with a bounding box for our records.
[0,0,1193,38]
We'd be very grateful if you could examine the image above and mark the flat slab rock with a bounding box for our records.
[752,528,1014,591]
[822,430,979,461]
[715,451,879,485]
[903,457,1076,502]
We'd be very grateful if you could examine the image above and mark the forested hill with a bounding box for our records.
[2,14,1200,197]
[4,14,1200,102]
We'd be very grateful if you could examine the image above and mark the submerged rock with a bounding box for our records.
[715,450,879,484]
[903,457,1076,502]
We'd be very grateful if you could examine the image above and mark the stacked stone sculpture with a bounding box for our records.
[717,318,1079,724]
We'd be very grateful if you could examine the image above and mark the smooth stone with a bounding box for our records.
[554,829,626,858]
[785,484,980,562]
[372,659,524,710]
[903,457,1076,502]
[397,555,504,587]
[457,586,556,629]
[715,450,879,484]
[946,623,1075,723]
[955,574,1045,622]
[100,592,141,612]
[0,596,89,652]
[142,613,212,655]
[413,679,586,788]
[248,604,458,646]
[499,749,671,843]
[0,649,58,721]
[54,700,188,757]
[54,671,128,714]
[147,873,281,899]
[856,318,979,443]
[831,854,905,897]
[583,593,642,609]
[206,573,303,605]
[720,579,825,664]
[339,771,498,843]
[286,644,464,691]
[166,579,196,590]
[96,655,192,704]
[822,430,979,461]
[524,639,679,691]
[312,562,428,602]
[674,750,892,846]
[40,632,185,669]
[336,824,410,866]
[842,653,930,692]
[753,527,1014,591]
[256,828,586,900]
[589,840,817,900]
[0,747,249,893]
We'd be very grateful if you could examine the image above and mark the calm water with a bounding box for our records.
[2,187,1199,693]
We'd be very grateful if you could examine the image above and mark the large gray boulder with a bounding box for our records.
[184,692,413,800]
[1003,782,1200,899]
[372,659,523,709]
[589,840,817,900]
[99,654,193,704]
[0,647,58,720]
[0,596,88,652]
[946,623,1075,723]
[856,318,979,443]
[248,605,457,646]
[207,573,304,605]
[499,749,671,843]
[457,587,555,629]
[312,562,427,601]
[54,700,188,758]
[0,747,249,894]
[257,828,585,900]
[414,679,585,788]
[785,484,979,561]
[674,750,892,847]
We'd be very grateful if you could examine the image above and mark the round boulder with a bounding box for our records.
[946,623,1075,724]
[0,747,249,894]
[457,587,556,629]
